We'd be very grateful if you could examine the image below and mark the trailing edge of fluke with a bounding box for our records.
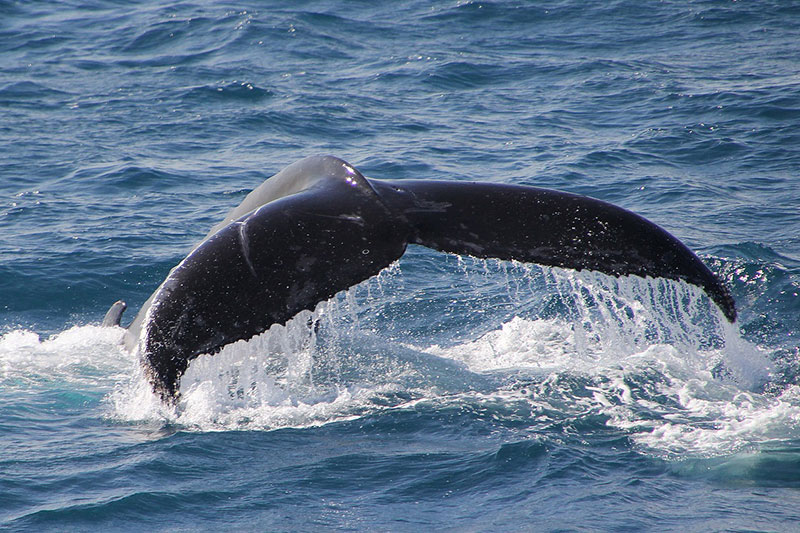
[103,155,736,401]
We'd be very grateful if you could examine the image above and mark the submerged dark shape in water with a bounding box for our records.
[109,155,736,401]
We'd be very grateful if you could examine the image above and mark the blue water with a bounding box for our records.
[2,0,800,530]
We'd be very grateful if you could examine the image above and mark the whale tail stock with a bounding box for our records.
[124,156,735,401]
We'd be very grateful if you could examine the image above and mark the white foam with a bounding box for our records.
[105,262,793,454]
[107,302,426,431]
[416,265,784,458]
[0,325,130,388]
[425,316,581,373]
[5,259,793,457]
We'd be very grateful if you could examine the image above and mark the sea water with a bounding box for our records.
[1,1,799,530]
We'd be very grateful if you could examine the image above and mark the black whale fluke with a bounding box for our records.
[115,155,736,401]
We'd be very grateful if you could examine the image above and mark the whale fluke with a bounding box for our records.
[121,155,736,401]
[370,179,736,325]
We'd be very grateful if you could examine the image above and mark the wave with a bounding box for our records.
[4,257,792,459]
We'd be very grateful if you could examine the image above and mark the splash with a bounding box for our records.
[420,262,789,458]
[107,264,429,431]
[5,256,795,458]
[0,325,129,389]
[424,266,769,384]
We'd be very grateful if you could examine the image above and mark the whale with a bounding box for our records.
[109,155,736,401]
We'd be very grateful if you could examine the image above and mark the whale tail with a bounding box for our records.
[129,156,735,401]
[370,179,736,323]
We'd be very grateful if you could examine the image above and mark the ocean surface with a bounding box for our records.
[2,0,799,530]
